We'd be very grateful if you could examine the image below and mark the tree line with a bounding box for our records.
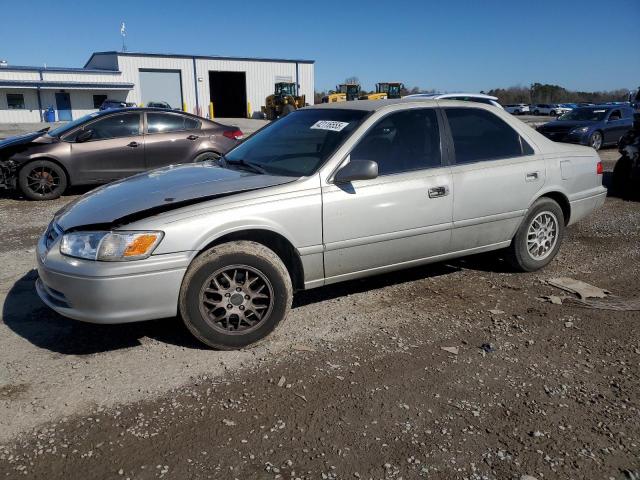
[314,80,631,105]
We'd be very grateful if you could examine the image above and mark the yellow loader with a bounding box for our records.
[262,82,306,120]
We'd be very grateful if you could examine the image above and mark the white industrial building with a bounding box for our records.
[0,51,315,123]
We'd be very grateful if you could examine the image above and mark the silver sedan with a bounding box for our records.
[36,99,607,349]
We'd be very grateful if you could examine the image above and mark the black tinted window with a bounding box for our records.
[445,108,525,163]
[87,113,140,140]
[351,109,441,175]
[147,113,200,133]
[93,95,107,109]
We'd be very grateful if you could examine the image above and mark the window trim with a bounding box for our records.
[7,93,26,110]
[331,106,446,181]
[442,107,535,166]
[144,111,201,135]
[62,112,143,143]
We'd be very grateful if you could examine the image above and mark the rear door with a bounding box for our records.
[68,112,145,183]
[143,112,203,169]
[442,107,545,252]
[322,107,453,281]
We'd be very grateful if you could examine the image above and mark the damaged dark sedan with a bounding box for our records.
[0,108,242,200]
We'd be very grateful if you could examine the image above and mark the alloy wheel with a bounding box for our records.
[198,265,274,335]
[526,211,559,260]
[26,166,61,196]
[590,132,603,150]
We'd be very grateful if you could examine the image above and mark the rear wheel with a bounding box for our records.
[179,241,293,350]
[550,110,556,116]
[506,198,565,272]
[18,160,67,201]
[533,109,540,115]
[193,151,220,162]
[589,131,603,150]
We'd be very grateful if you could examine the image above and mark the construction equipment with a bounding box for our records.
[360,82,405,100]
[321,83,361,103]
[262,82,306,120]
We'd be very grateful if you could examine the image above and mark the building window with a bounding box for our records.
[93,94,108,109]
[7,93,25,110]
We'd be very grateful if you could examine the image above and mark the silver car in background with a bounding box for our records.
[36,99,606,349]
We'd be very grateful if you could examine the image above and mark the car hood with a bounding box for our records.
[0,129,54,150]
[54,162,296,230]
[539,120,594,131]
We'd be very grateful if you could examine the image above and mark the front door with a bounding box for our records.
[55,92,72,121]
[143,112,203,169]
[442,107,546,252]
[322,108,453,282]
[603,109,630,145]
[68,112,145,183]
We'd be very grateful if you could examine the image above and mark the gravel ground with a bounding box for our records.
[0,146,638,479]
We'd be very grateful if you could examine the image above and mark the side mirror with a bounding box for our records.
[76,129,94,143]
[334,159,378,184]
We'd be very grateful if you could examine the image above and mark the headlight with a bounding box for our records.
[570,126,589,134]
[60,231,163,261]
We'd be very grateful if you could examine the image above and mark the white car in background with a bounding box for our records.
[403,92,503,109]
[532,104,571,116]
[505,104,530,115]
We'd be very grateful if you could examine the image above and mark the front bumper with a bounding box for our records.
[539,130,589,146]
[36,235,192,324]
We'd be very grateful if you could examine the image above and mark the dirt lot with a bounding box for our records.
[0,147,638,479]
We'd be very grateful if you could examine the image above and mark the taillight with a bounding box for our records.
[596,161,603,175]
[223,129,243,140]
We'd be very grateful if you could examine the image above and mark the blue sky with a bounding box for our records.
[1,0,638,93]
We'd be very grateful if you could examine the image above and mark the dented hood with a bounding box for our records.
[55,162,295,230]
[0,129,52,150]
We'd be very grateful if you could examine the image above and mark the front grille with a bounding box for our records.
[44,222,63,249]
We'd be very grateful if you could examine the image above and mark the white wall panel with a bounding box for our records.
[0,89,41,122]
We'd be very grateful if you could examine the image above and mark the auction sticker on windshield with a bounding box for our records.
[310,120,350,132]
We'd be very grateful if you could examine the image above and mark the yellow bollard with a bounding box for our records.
[247,101,252,119]
[139,102,144,107]
[209,102,214,119]
[183,102,187,112]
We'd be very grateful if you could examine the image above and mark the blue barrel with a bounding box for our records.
[44,107,55,122]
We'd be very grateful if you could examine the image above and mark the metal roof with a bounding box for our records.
[85,51,315,67]
[0,80,134,90]
[0,65,121,74]
[307,98,440,111]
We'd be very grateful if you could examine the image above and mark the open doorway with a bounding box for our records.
[209,71,247,118]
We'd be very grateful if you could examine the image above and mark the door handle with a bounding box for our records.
[525,171,539,181]
[127,141,139,148]
[428,186,449,198]
[186,134,199,141]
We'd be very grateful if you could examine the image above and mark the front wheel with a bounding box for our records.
[18,160,68,200]
[179,241,293,350]
[506,198,565,272]
[589,131,603,150]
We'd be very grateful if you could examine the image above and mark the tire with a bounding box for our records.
[505,198,565,272]
[193,151,220,162]
[612,156,633,197]
[18,160,67,201]
[550,110,556,116]
[589,131,603,151]
[533,110,540,115]
[179,241,293,350]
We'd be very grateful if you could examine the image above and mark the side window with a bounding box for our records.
[445,108,528,164]
[608,109,622,121]
[86,113,140,140]
[7,93,25,109]
[147,113,200,133]
[350,109,441,176]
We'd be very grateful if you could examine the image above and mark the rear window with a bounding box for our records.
[445,108,532,164]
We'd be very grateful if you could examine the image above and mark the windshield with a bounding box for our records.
[224,109,368,177]
[558,108,608,122]
[48,112,101,137]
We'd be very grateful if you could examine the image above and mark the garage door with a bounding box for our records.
[139,69,183,109]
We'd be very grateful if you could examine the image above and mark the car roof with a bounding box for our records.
[306,97,500,112]
[99,107,209,120]
[404,92,499,101]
